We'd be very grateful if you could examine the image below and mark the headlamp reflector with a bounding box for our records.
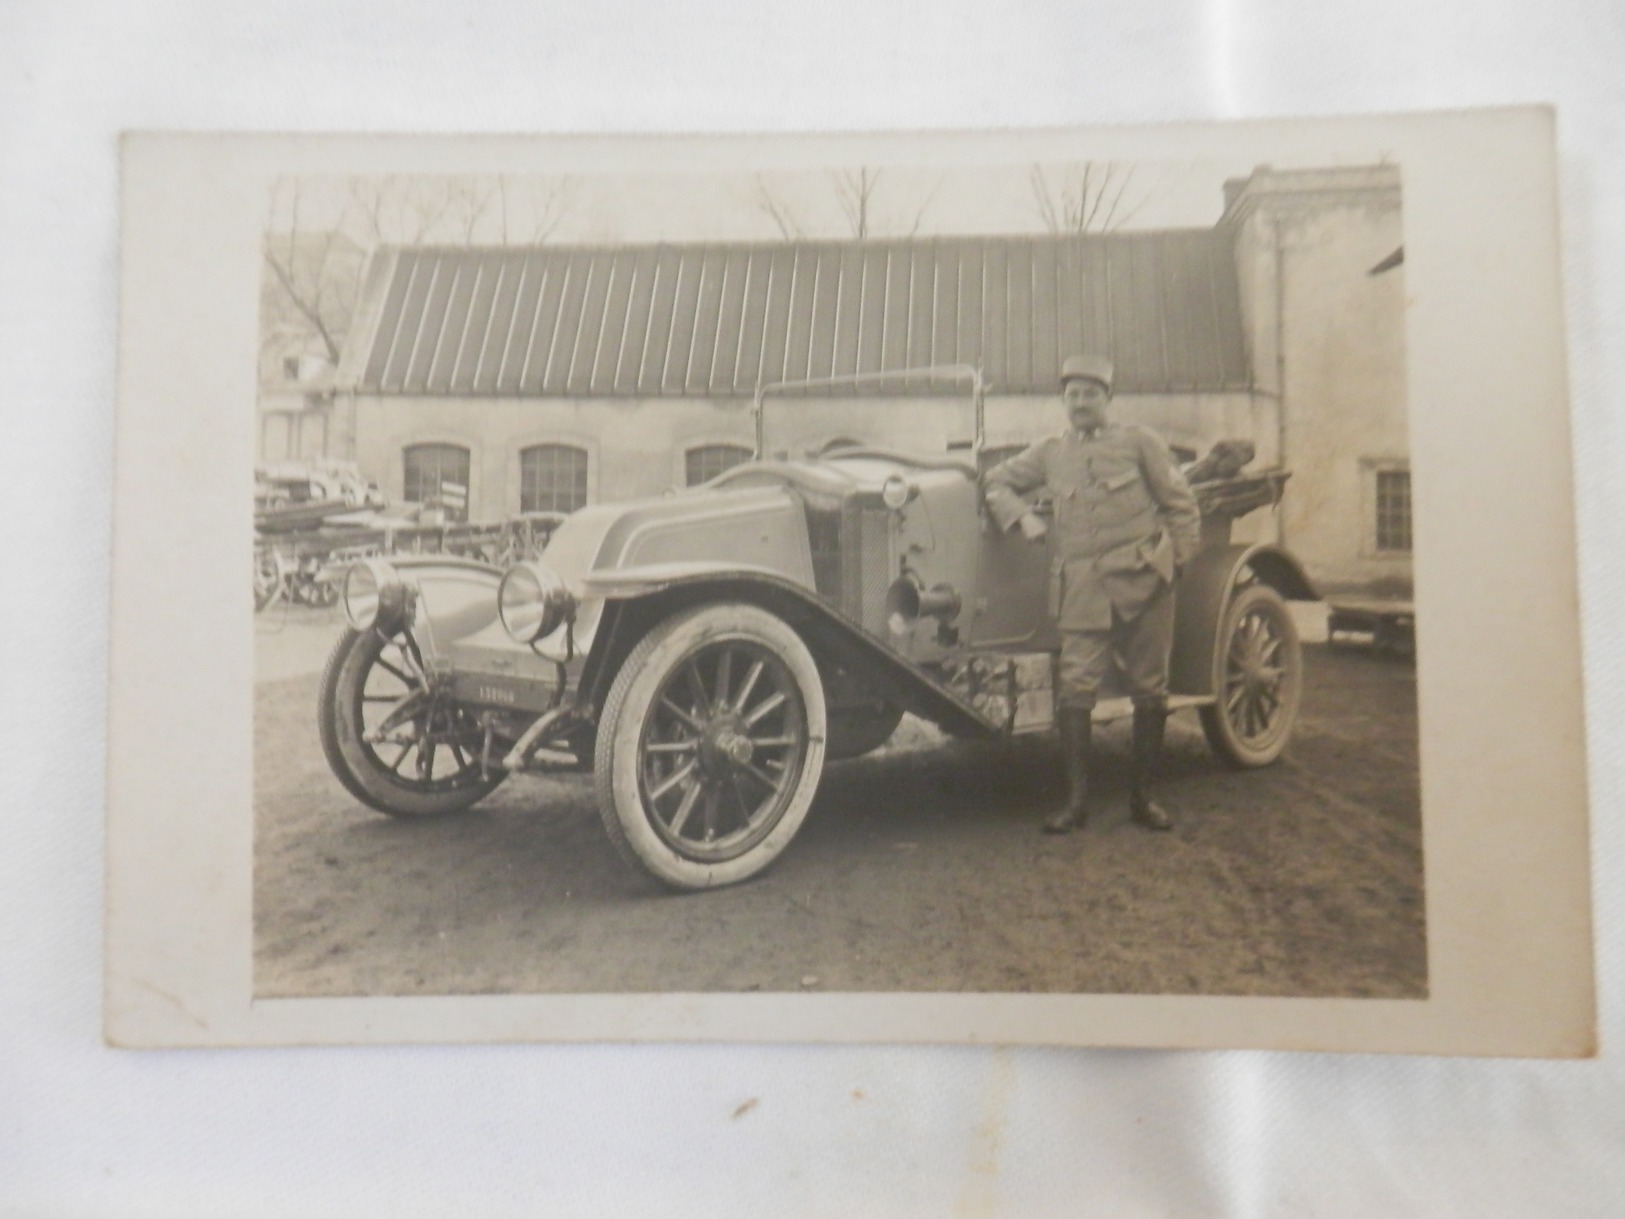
[499,561,574,643]
[343,559,405,631]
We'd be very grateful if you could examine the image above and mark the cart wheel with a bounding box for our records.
[308,577,340,609]
[1199,583,1303,767]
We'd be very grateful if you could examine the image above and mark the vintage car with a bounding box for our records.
[318,366,1317,889]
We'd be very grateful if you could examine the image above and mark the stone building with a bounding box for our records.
[1223,164,1409,595]
[289,163,1407,594]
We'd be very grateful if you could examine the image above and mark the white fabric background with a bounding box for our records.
[3,2,1622,1215]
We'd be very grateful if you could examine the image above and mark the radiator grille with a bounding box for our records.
[806,503,843,604]
[842,507,893,637]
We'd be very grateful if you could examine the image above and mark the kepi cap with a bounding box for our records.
[1059,353,1114,392]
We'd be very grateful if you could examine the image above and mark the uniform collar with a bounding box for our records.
[1069,424,1106,442]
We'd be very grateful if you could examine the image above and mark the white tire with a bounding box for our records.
[594,603,827,889]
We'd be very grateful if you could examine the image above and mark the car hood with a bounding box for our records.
[441,482,818,667]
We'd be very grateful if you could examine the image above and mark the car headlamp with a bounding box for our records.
[343,559,408,632]
[498,561,576,644]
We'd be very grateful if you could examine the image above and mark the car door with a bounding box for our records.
[967,495,1058,650]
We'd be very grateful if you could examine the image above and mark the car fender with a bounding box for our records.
[1169,543,1319,697]
[575,565,996,739]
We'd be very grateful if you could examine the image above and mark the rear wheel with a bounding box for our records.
[1199,583,1302,767]
[594,603,827,889]
[319,627,502,817]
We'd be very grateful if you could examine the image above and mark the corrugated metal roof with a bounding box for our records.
[343,232,1249,397]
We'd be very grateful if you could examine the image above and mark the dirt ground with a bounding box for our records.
[254,606,1425,999]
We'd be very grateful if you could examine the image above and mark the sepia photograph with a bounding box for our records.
[250,156,1424,1001]
[107,113,1591,1054]
[18,3,1620,1211]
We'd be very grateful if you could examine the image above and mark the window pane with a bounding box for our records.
[520,444,589,514]
[1375,469,1412,552]
[684,444,752,486]
[403,444,471,520]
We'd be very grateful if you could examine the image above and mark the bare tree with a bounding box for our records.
[343,175,571,247]
[1030,162,1148,234]
[901,174,944,238]
[262,179,360,365]
[346,176,463,246]
[832,168,882,240]
[458,178,499,243]
[496,176,572,244]
[754,168,941,240]
[754,176,804,239]
[263,175,574,377]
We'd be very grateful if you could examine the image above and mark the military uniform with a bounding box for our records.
[984,422,1200,710]
[985,352,1201,834]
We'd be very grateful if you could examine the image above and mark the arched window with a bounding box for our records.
[403,443,471,520]
[520,444,589,514]
[684,443,752,486]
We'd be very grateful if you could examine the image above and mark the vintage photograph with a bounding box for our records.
[250,155,1425,1000]
[107,114,1591,1053]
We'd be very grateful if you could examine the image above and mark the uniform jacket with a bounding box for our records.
[984,423,1202,631]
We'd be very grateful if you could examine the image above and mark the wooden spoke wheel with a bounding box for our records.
[319,627,502,817]
[595,604,827,889]
[1199,583,1303,767]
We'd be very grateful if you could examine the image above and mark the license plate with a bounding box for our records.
[447,671,559,713]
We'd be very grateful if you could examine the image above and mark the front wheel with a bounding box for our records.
[594,603,827,890]
[1199,583,1303,767]
[319,627,503,817]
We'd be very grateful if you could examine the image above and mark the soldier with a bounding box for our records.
[984,354,1201,833]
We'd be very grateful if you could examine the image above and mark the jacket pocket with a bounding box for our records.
[1095,535,1153,574]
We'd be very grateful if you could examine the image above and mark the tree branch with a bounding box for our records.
[262,246,342,364]
[755,177,803,239]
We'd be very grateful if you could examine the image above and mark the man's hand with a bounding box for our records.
[1017,512,1048,543]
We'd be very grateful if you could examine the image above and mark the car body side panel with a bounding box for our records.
[1169,542,1319,697]
[884,474,986,665]
[967,516,1057,649]
[522,486,815,663]
[597,487,815,586]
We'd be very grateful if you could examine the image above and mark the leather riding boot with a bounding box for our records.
[1129,703,1175,832]
[1043,707,1092,834]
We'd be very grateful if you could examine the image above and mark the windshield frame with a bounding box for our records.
[751,364,987,466]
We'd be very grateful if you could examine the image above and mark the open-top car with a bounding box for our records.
[318,366,1317,889]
